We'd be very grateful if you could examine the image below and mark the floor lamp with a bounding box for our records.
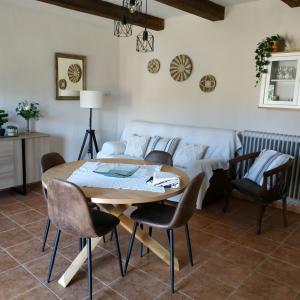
[78,91,103,160]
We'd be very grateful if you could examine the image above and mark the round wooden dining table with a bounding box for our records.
[42,158,190,288]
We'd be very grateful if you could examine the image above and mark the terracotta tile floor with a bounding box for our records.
[1,184,300,299]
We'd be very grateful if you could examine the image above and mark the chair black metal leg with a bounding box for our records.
[124,222,138,274]
[42,218,51,252]
[166,230,170,245]
[79,238,83,251]
[146,227,152,254]
[110,230,114,241]
[168,229,175,293]
[185,224,193,266]
[87,238,93,300]
[47,229,61,283]
[113,228,124,277]
[140,224,144,257]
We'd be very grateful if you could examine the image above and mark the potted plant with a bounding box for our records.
[16,101,40,133]
[6,125,18,137]
[0,109,8,136]
[255,34,286,85]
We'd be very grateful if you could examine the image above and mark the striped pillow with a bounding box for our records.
[244,149,292,186]
[145,137,180,157]
[145,136,161,156]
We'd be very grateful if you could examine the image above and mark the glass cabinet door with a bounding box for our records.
[264,58,299,106]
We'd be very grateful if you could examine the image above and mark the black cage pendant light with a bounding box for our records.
[123,0,142,14]
[136,0,154,52]
[114,15,132,37]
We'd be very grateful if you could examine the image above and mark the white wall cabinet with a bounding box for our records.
[0,133,50,193]
[259,52,300,109]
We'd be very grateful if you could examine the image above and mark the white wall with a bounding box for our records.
[118,0,300,136]
[0,0,119,161]
[1,0,300,162]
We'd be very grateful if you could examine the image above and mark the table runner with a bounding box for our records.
[67,162,165,193]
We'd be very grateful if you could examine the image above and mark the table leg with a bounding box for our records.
[58,237,102,287]
[101,204,180,271]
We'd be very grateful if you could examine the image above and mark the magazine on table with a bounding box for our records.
[147,171,181,188]
[93,163,140,178]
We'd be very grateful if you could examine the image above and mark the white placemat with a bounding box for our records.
[67,162,165,193]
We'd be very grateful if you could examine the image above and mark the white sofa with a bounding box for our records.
[97,121,242,209]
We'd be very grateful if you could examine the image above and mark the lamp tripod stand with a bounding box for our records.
[78,108,99,160]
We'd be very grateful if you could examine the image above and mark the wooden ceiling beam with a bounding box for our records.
[154,0,225,21]
[281,0,300,7]
[36,0,165,31]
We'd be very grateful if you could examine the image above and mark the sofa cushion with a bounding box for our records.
[244,149,292,186]
[231,178,262,198]
[173,142,208,168]
[124,135,150,158]
[148,137,180,156]
[101,141,126,156]
[145,136,161,156]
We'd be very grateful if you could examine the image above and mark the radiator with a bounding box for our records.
[242,130,300,204]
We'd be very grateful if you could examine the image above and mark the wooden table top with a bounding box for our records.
[42,158,189,205]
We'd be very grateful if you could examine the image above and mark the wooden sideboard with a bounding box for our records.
[0,132,50,194]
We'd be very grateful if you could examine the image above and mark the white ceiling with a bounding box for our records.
[106,0,260,19]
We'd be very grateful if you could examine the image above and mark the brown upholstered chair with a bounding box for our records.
[41,152,65,252]
[140,151,173,256]
[41,152,103,252]
[46,179,123,300]
[224,151,294,234]
[124,172,205,293]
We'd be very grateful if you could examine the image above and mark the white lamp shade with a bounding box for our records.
[80,91,103,109]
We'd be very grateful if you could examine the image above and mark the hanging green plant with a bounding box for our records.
[255,34,286,86]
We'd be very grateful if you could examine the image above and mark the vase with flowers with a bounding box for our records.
[16,101,40,134]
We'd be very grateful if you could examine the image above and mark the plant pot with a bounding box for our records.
[26,119,30,134]
[271,40,284,53]
[0,128,5,136]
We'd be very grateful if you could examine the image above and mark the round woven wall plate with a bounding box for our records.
[170,55,193,82]
[199,75,217,92]
[68,64,82,83]
[148,59,160,74]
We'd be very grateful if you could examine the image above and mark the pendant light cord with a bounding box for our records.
[145,0,148,31]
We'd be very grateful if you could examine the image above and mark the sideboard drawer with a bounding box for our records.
[0,157,14,189]
[0,140,14,158]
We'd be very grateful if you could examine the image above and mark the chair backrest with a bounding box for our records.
[41,152,65,198]
[47,179,98,237]
[168,172,205,229]
[145,150,173,166]
[41,152,65,173]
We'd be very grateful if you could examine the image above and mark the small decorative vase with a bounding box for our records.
[26,119,30,134]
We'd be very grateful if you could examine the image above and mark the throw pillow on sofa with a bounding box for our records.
[124,135,150,158]
[145,136,161,156]
[146,137,180,156]
[101,141,126,156]
[244,149,292,186]
[173,142,208,168]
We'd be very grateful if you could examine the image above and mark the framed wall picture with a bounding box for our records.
[55,53,86,100]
